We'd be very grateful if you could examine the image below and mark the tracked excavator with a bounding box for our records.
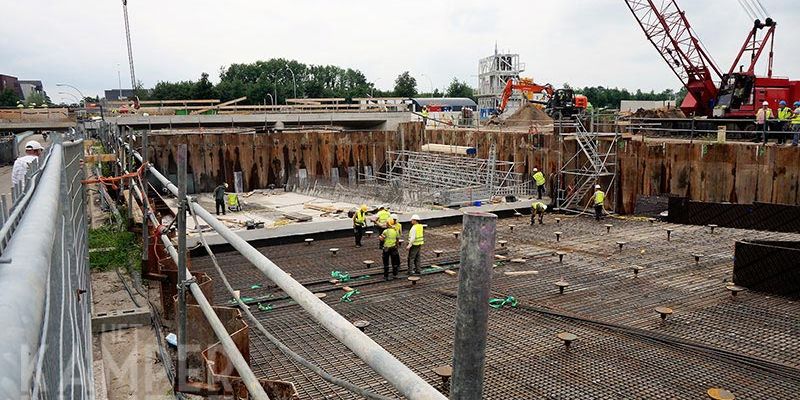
[495,78,588,119]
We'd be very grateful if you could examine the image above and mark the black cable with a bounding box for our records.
[188,205,393,400]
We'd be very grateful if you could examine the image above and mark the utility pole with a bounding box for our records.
[176,144,188,391]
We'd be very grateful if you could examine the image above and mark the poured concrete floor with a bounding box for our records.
[191,215,800,399]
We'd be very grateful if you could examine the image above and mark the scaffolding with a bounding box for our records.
[476,45,525,120]
[368,146,527,206]
[556,115,620,215]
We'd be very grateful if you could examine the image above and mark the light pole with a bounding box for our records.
[420,73,434,98]
[56,83,87,103]
[59,91,82,106]
[284,64,297,99]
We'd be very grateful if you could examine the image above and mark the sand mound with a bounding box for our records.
[487,103,553,127]
[631,107,685,118]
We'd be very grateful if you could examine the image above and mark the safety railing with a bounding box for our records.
[0,134,93,399]
[102,122,448,399]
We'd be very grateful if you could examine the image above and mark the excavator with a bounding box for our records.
[496,78,588,119]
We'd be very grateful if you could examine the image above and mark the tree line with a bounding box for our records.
[138,58,476,104]
[571,85,687,109]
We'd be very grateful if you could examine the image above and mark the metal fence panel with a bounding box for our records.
[0,137,92,399]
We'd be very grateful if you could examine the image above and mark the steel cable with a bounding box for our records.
[187,203,394,400]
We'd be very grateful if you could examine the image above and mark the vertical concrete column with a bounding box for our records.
[451,211,496,399]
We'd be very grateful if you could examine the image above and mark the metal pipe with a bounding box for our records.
[120,140,446,399]
[123,143,269,400]
[176,144,188,391]
[141,126,148,264]
[450,211,495,399]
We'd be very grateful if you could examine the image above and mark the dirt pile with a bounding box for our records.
[488,103,553,127]
[630,107,685,118]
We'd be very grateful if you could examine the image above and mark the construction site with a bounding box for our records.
[1,1,799,400]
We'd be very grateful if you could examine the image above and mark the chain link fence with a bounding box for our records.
[0,134,92,399]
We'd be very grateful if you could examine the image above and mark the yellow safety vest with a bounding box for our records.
[594,190,605,205]
[412,224,424,246]
[532,171,545,186]
[382,227,398,248]
[778,107,793,121]
[792,108,800,125]
[227,193,239,207]
[393,222,402,236]
[376,210,390,224]
[354,209,366,226]
[532,202,547,212]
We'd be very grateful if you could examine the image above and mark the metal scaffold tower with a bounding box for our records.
[556,115,620,215]
[369,145,527,206]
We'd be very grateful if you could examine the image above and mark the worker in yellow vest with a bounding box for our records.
[532,168,546,200]
[379,218,401,280]
[374,205,391,229]
[405,215,424,275]
[352,204,368,247]
[391,213,402,236]
[531,201,547,225]
[593,184,605,221]
[791,101,800,146]
[777,100,793,145]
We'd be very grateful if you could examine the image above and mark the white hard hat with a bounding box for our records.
[390,213,398,220]
[763,101,769,106]
[411,214,420,221]
[25,140,44,150]
[533,168,538,172]
[595,184,601,189]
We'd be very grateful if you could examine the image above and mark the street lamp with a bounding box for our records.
[266,93,274,106]
[59,91,82,106]
[284,64,297,99]
[56,83,86,103]
[420,73,434,98]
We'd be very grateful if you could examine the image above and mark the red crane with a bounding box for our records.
[624,0,800,118]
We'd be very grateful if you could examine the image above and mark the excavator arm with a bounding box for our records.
[498,79,555,113]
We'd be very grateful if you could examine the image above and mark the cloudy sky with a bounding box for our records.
[2,0,798,102]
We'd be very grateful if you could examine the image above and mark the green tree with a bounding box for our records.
[192,72,217,99]
[24,92,48,107]
[0,89,19,107]
[446,78,474,99]
[150,80,195,100]
[393,71,417,98]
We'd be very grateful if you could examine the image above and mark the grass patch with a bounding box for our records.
[88,225,141,271]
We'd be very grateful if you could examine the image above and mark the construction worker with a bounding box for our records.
[777,100,793,145]
[12,140,44,189]
[791,101,800,147]
[532,168,546,200]
[353,204,368,247]
[406,215,424,275]
[391,213,402,236]
[379,218,400,281]
[593,184,605,221]
[213,183,228,215]
[421,106,429,126]
[755,101,772,144]
[374,205,391,229]
[531,201,547,225]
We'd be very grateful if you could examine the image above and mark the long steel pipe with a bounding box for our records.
[121,137,446,399]
[122,139,269,400]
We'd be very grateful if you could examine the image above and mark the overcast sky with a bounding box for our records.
[2,0,798,103]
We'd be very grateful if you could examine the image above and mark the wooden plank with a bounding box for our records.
[107,99,220,105]
[84,154,118,163]
[190,96,247,115]
[282,211,312,222]
[303,203,341,213]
